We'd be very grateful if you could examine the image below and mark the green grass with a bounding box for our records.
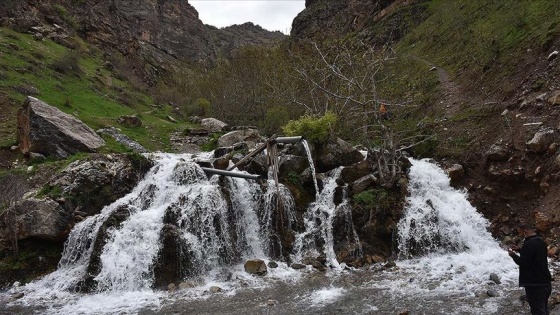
[0,27,193,152]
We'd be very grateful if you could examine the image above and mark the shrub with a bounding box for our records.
[51,50,80,74]
[282,111,337,145]
[264,106,289,135]
[187,98,211,117]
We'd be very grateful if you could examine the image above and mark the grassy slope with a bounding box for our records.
[386,0,560,158]
[0,27,191,152]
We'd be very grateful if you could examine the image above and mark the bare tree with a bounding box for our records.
[0,173,28,257]
[291,41,436,185]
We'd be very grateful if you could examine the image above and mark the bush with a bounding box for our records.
[51,50,80,74]
[187,98,211,117]
[282,111,337,145]
[263,106,289,135]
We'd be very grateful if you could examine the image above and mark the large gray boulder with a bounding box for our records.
[17,96,105,158]
[97,127,148,153]
[217,129,263,148]
[201,118,228,132]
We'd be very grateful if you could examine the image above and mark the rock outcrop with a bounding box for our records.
[0,153,152,247]
[17,96,105,158]
[0,1,286,85]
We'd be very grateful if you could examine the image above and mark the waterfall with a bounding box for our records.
[292,167,361,267]
[391,158,517,293]
[302,140,320,197]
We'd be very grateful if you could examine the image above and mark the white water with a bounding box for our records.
[6,155,521,314]
[292,167,361,267]
[376,158,517,295]
[302,140,320,197]
[13,153,299,314]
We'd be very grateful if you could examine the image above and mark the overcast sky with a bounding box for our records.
[190,0,306,34]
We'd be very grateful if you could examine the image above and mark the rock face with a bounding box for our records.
[0,198,68,242]
[0,1,286,85]
[17,97,105,158]
[0,154,153,247]
[292,0,393,39]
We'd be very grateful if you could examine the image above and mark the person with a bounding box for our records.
[379,103,388,120]
[508,223,552,315]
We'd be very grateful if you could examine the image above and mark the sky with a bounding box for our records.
[189,0,306,34]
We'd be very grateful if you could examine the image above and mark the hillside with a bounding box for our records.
[291,0,560,243]
[1,0,560,251]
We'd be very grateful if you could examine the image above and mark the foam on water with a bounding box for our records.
[305,286,347,307]
[375,158,517,295]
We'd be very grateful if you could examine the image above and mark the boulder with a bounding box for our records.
[0,198,68,242]
[290,263,306,270]
[97,127,148,153]
[201,118,228,132]
[350,175,378,195]
[316,138,364,173]
[340,160,374,184]
[527,128,555,153]
[217,129,263,148]
[244,259,268,276]
[48,154,153,216]
[548,90,560,106]
[116,115,142,127]
[446,164,465,181]
[486,143,510,161]
[279,155,308,175]
[17,96,105,158]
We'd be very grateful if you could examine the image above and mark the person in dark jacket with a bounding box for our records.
[508,223,552,315]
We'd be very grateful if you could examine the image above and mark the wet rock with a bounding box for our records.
[266,299,278,306]
[11,292,24,299]
[201,118,228,132]
[371,255,386,263]
[291,263,306,270]
[486,143,510,161]
[209,286,222,293]
[267,261,279,268]
[17,96,105,158]
[244,259,268,276]
[167,283,176,291]
[384,261,397,268]
[315,138,364,173]
[548,247,559,258]
[48,154,153,216]
[116,115,142,127]
[397,309,409,315]
[97,127,148,153]
[217,129,262,148]
[279,155,308,175]
[446,164,464,181]
[486,289,499,297]
[489,273,501,284]
[179,282,197,289]
[527,127,555,153]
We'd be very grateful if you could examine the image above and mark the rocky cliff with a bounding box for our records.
[0,0,285,85]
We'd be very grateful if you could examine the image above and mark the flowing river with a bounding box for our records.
[1,156,557,314]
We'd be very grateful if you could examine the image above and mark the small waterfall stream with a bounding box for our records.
[5,155,524,315]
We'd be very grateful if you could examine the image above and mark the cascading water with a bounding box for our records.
[301,140,320,197]
[380,158,517,295]
[292,167,361,267]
